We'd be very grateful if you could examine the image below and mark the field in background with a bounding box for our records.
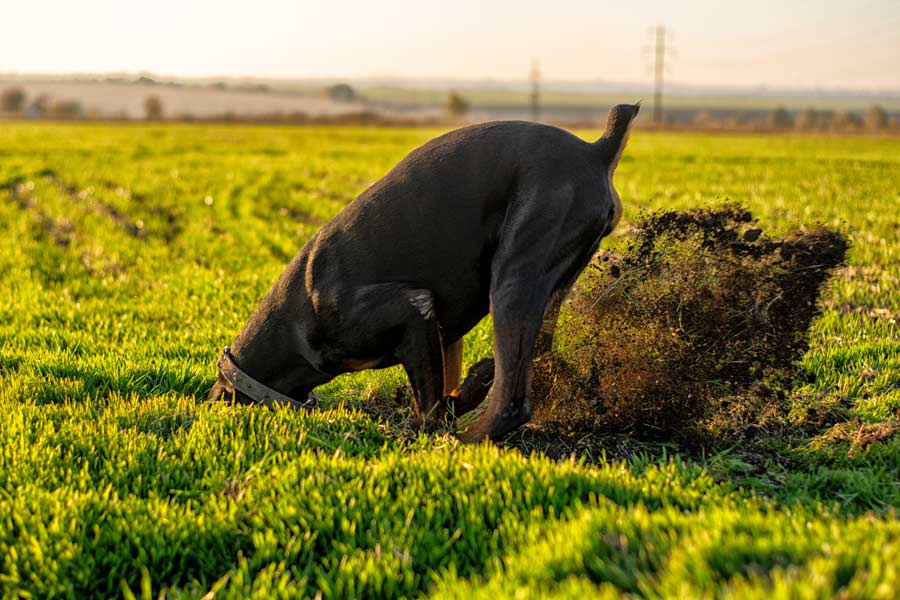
[1,123,899,597]
[4,76,899,125]
[2,80,375,120]
[362,85,900,122]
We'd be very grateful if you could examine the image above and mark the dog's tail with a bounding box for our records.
[594,103,641,171]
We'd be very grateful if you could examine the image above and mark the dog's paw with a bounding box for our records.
[456,422,491,443]
[452,357,495,416]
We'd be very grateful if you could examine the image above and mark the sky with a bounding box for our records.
[3,0,899,90]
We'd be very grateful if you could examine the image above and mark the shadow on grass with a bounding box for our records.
[506,420,900,515]
[10,348,899,515]
[0,353,24,374]
[8,356,211,404]
[348,378,900,516]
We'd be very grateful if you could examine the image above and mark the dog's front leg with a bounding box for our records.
[395,289,449,426]
[341,284,449,426]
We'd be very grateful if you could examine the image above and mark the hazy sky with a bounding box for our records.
[3,0,898,89]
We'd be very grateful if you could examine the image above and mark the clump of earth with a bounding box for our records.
[527,205,849,446]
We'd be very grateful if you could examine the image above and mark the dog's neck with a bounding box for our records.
[228,292,314,394]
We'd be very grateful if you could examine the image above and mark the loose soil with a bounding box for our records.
[528,205,849,446]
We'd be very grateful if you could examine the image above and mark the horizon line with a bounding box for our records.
[3,70,900,97]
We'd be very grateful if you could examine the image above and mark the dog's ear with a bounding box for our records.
[595,103,640,172]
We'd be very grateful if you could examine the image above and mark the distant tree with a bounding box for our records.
[692,110,713,125]
[143,94,164,120]
[28,94,49,117]
[326,83,357,102]
[833,111,862,130]
[768,106,793,129]
[795,107,820,130]
[48,99,83,119]
[236,83,270,93]
[446,91,469,117]
[816,110,837,129]
[1,86,26,113]
[863,105,888,131]
[135,75,157,85]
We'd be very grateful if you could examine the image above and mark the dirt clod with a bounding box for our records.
[529,205,849,444]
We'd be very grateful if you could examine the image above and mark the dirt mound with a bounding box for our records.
[529,205,848,443]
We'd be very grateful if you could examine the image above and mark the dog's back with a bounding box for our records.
[299,121,610,342]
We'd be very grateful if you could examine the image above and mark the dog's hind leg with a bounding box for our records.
[453,280,572,424]
[457,183,603,442]
[458,236,557,440]
[458,277,550,441]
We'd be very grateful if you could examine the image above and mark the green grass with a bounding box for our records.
[1,122,899,598]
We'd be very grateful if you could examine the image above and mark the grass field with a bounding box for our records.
[1,122,899,598]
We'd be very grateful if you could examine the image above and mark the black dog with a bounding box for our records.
[208,104,640,441]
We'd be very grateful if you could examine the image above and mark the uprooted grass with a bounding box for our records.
[530,205,849,446]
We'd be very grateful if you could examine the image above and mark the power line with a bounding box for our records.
[653,24,666,124]
[530,59,540,122]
